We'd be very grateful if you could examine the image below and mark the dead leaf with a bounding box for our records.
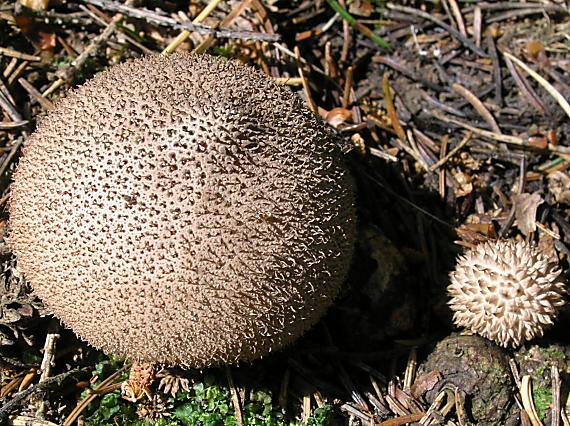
[38,32,56,50]
[452,171,473,197]
[462,220,497,238]
[13,14,35,34]
[13,7,55,49]
[411,371,441,399]
[456,225,490,246]
[348,0,373,17]
[524,39,550,68]
[17,304,34,317]
[18,0,49,10]
[513,193,544,236]
[325,107,352,128]
[351,133,366,156]
[547,172,570,204]
[538,233,556,258]
[459,151,481,170]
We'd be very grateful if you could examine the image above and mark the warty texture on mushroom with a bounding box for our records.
[447,239,567,348]
[9,53,357,367]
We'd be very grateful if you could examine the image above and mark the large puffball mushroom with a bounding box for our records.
[448,239,567,348]
[9,53,357,367]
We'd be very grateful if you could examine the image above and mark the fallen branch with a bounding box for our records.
[81,0,280,42]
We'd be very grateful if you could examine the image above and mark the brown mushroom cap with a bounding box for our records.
[9,53,356,366]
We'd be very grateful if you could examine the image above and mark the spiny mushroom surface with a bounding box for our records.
[448,239,567,347]
[9,53,357,366]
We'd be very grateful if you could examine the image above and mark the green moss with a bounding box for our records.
[83,359,334,426]
[542,347,566,362]
[306,405,334,426]
[533,385,552,421]
[532,346,567,379]
[21,348,42,365]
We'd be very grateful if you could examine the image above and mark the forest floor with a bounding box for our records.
[0,0,569,425]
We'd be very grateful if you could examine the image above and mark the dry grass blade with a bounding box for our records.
[386,2,486,56]
[503,51,570,120]
[369,146,398,162]
[447,0,467,36]
[418,386,455,425]
[17,369,36,393]
[10,416,59,425]
[431,110,570,155]
[278,368,289,410]
[273,77,303,85]
[18,78,54,111]
[451,83,501,133]
[0,137,25,178]
[62,365,129,426]
[521,375,544,426]
[378,412,424,425]
[38,333,59,383]
[43,1,136,96]
[192,0,252,54]
[302,394,311,423]
[161,0,223,55]
[403,349,417,391]
[363,170,452,227]
[225,367,243,426]
[0,88,23,122]
[454,387,468,426]
[0,376,24,398]
[373,56,444,92]
[294,46,318,113]
[503,54,547,115]
[382,73,406,142]
[430,132,472,171]
[81,4,153,55]
[382,73,430,171]
[342,66,353,110]
[486,33,502,104]
[340,403,374,423]
[552,366,561,426]
[0,47,41,61]
[0,368,90,421]
[0,120,27,129]
[473,7,482,47]
[563,411,570,426]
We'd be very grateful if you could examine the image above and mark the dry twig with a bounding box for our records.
[0,368,90,421]
[84,0,279,44]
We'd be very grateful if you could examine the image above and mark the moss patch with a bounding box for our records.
[532,385,553,422]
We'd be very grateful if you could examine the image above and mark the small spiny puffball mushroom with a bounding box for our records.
[9,53,357,367]
[448,239,567,347]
